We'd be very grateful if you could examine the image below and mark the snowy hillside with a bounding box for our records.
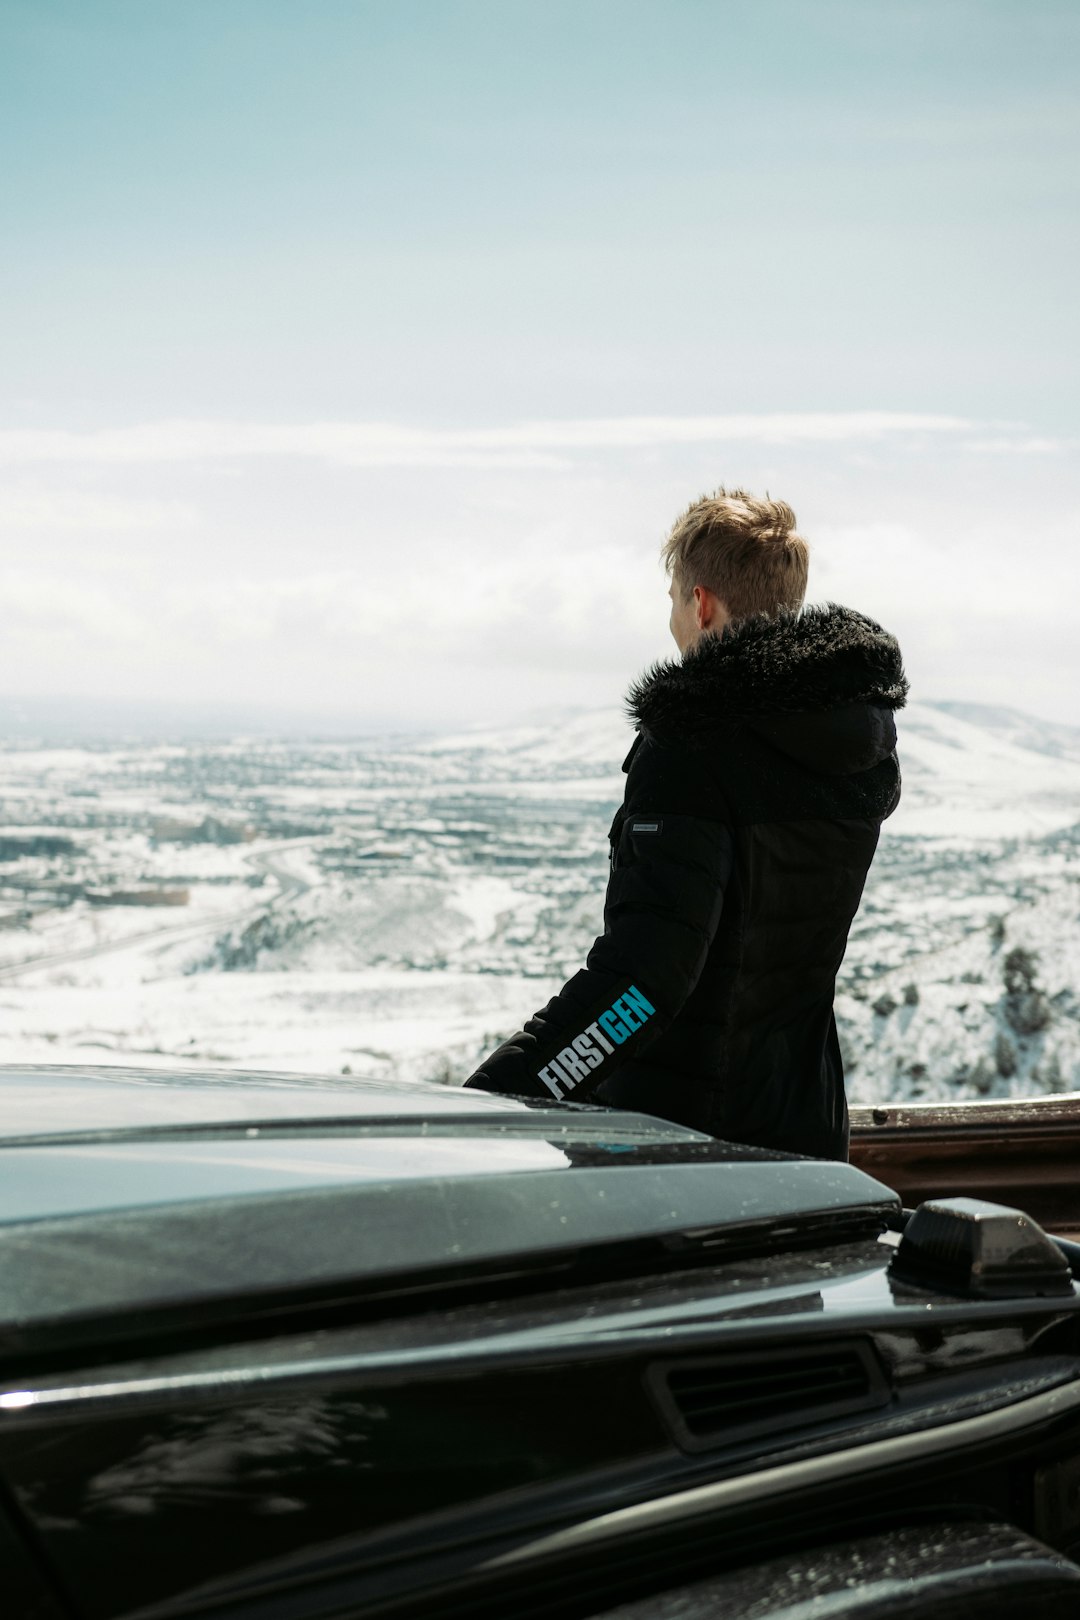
[0,698,1078,1104]
[889,705,1080,838]
[923,702,1080,768]
[417,707,631,782]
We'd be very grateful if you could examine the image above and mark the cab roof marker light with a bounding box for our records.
[888,1196,1075,1299]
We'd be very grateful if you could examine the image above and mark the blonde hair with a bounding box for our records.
[661,486,809,624]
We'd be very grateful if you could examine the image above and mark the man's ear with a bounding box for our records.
[693,585,715,631]
[693,586,730,635]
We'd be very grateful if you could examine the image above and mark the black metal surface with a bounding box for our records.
[0,1494,71,1620]
[582,1522,1080,1619]
[1,1068,1079,1620]
[0,1065,901,1367]
[0,1163,900,1366]
[1,1250,1078,1620]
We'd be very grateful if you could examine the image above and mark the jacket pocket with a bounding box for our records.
[607,808,627,869]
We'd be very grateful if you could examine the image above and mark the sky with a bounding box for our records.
[1,0,1078,734]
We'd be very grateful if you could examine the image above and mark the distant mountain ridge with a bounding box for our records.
[4,693,1076,765]
[408,700,1080,840]
[923,702,1080,765]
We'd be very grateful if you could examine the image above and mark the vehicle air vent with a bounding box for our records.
[647,1339,891,1452]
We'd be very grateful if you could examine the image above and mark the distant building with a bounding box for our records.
[0,835,77,861]
[150,816,256,845]
[85,888,190,907]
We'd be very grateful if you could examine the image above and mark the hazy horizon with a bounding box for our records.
[4,689,1080,752]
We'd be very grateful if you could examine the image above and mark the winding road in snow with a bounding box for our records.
[0,839,320,984]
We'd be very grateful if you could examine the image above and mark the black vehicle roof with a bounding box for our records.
[0,1065,899,1365]
[0,1063,560,1138]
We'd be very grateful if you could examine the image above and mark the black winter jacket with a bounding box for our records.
[463,601,909,1160]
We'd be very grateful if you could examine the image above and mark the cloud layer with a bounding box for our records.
[2,411,1077,731]
[0,411,989,470]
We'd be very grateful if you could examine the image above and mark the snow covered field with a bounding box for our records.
[1,700,1079,1104]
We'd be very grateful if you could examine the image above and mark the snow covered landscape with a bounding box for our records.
[1,698,1079,1105]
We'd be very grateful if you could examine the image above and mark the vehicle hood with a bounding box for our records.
[0,1065,899,1362]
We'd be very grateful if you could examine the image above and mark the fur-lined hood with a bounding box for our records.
[626,602,909,776]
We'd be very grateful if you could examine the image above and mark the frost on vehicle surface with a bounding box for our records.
[0,1065,1079,1620]
[586,1523,1080,1619]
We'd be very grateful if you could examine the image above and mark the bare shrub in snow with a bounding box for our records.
[428,1054,465,1086]
[1007,992,1053,1036]
[994,1031,1017,1078]
[1002,946,1053,1034]
[194,911,314,973]
[1003,946,1039,994]
[970,1056,996,1095]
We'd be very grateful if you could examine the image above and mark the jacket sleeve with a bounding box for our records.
[462,810,734,1102]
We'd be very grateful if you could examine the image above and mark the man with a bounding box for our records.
[463,487,908,1161]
